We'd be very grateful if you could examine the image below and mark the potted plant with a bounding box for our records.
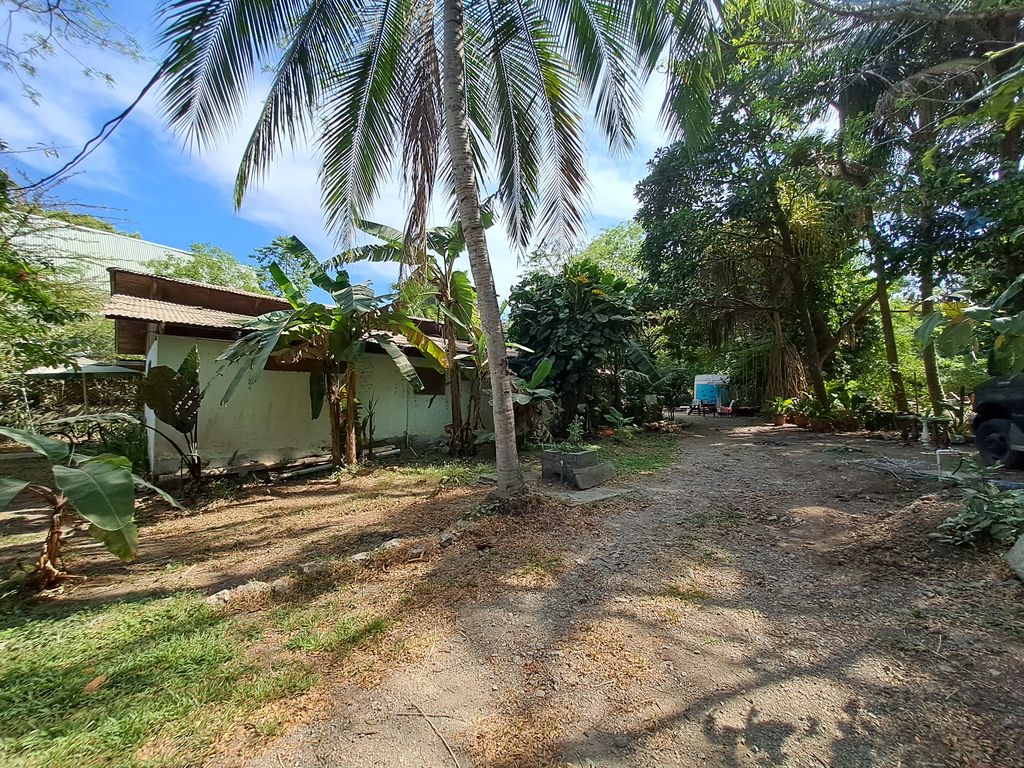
[791,394,811,428]
[542,416,599,480]
[805,398,835,432]
[766,397,793,427]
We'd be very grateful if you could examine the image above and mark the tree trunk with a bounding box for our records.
[344,365,358,465]
[30,491,80,589]
[787,265,827,402]
[441,0,524,496]
[861,214,909,411]
[920,261,944,414]
[445,321,466,456]
[328,374,344,467]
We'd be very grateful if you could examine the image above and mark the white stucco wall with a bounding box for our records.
[146,335,462,476]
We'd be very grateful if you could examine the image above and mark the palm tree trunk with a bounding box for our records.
[441,0,524,496]
[344,366,359,464]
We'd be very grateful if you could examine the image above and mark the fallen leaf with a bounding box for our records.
[82,673,108,694]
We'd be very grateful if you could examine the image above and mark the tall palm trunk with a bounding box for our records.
[441,0,524,496]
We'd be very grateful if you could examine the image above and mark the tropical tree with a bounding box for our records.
[146,243,266,294]
[328,211,488,455]
[218,263,447,466]
[155,0,691,497]
[508,258,644,428]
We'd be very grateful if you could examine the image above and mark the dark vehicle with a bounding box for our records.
[973,375,1024,468]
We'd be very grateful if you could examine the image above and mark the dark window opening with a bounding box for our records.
[415,366,446,396]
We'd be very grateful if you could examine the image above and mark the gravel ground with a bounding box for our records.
[228,419,1024,768]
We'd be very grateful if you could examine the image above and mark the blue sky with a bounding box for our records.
[0,1,670,297]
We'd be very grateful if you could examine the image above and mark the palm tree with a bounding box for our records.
[218,264,447,467]
[327,210,491,455]
[155,0,682,497]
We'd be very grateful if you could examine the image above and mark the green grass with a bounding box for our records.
[0,593,317,768]
[597,432,683,475]
[271,603,391,654]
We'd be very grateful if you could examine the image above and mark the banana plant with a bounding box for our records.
[916,273,1024,376]
[218,263,447,467]
[0,426,180,588]
[325,203,494,456]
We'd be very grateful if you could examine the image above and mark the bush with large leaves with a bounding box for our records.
[139,345,205,481]
[508,259,642,429]
[0,426,179,589]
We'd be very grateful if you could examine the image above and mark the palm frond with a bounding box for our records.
[318,0,414,238]
[400,0,443,270]
[541,0,646,151]
[232,0,362,207]
[158,0,314,146]
[468,0,587,246]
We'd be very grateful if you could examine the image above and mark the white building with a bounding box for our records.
[104,269,467,477]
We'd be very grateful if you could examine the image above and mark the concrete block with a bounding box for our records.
[568,461,615,490]
[1008,536,1024,582]
[542,449,599,480]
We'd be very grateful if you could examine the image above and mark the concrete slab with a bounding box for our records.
[537,484,631,505]
[569,461,615,490]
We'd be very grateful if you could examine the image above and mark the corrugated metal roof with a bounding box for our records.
[104,294,249,329]
[10,218,194,289]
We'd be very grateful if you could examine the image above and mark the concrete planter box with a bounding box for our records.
[542,449,614,490]
[542,448,598,481]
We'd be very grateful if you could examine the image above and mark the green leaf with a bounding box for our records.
[89,522,139,562]
[132,474,184,510]
[52,455,135,532]
[0,427,70,462]
[936,319,975,356]
[527,358,554,389]
[0,478,30,509]
[268,262,306,308]
[915,311,945,348]
[377,339,424,390]
[992,273,1024,312]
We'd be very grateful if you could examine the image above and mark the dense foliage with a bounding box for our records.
[508,258,644,428]
[146,243,266,294]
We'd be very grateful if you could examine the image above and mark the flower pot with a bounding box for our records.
[772,413,787,427]
[808,417,832,433]
[793,414,810,428]
[835,415,860,432]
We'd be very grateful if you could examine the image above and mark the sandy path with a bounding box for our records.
[240,420,1024,768]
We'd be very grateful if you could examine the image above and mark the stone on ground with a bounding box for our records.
[1008,536,1024,582]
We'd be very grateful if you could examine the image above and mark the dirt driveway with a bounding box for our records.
[230,419,1024,768]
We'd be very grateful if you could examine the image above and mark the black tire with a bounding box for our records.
[974,418,1024,468]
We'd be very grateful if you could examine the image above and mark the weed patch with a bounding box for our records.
[598,432,682,475]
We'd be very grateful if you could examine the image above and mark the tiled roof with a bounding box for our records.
[104,294,249,329]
